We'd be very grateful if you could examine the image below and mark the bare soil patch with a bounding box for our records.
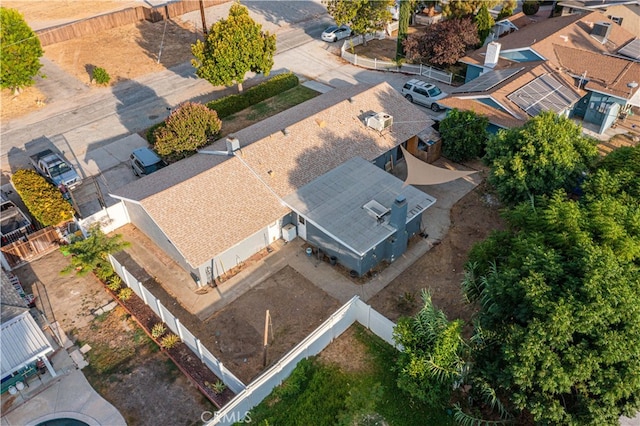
[369,181,506,325]
[76,306,216,425]
[204,265,342,383]
[1,87,48,121]
[317,326,374,375]
[351,38,397,62]
[3,1,139,27]
[44,18,198,85]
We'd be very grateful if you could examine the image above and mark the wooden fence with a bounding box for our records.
[1,227,61,268]
[37,0,228,46]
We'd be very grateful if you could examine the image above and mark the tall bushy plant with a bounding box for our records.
[11,169,73,226]
[152,102,222,160]
[60,225,130,276]
[440,108,489,162]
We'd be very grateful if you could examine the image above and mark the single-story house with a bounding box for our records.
[557,1,640,35]
[283,156,435,276]
[111,82,440,285]
[440,11,640,135]
[1,270,56,393]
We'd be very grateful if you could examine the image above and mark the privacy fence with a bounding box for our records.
[108,254,246,394]
[208,295,398,425]
[341,34,453,85]
[36,0,227,46]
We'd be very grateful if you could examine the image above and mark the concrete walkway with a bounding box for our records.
[1,344,125,426]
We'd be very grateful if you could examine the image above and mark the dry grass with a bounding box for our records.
[1,87,47,120]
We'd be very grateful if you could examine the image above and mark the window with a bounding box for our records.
[299,216,305,225]
[608,15,623,25]
[427,87,442,97]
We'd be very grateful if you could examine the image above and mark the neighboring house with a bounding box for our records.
[110,83,440,286]
[558,1,640,35]
[440,11,640,135]
[1,270,56,394]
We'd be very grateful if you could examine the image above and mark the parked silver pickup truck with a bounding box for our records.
[29,149,81,190]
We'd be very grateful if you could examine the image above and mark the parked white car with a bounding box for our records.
[321,25,352,42]
[401,79,447,111]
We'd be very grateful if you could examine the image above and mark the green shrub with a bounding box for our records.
[522,0,540,15]
[205,380,227,394]
[151,323,166,339]
[161,333,180,349]
[152,102,222,161]
[11,169,74,226]
[146,121,166,145]
[207,72,299,118]
[440,108,489,162]
[118,288,133,301]
[92,67,110,85]
[95,264,115,282]
[107,280,122,292]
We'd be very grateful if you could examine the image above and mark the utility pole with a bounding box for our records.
[199,0,208,36]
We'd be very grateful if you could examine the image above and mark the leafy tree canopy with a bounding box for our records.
[484,111,598,204]
[394,290,467,408]
[191,2,276,90]
[464,149,640,424]
[440,108,489,162]
[441,0,498,17]
[475,4,495,43]
[324,0,393,40]
[61,226,130,276]
[153,102,222,161]
[0,7,44,92]
[403,17,479,66]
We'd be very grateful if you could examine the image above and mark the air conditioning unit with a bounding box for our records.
[282,223,297,242]
[366,112,393,131]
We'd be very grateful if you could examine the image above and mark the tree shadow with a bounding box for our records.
[134,17,199,70]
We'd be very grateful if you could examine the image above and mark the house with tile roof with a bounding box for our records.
[439,10,640,135]
[110,82,439,286]
[557,1,640,35]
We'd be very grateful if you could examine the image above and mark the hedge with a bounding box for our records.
[11,169,74,226]
[206,72,299,118]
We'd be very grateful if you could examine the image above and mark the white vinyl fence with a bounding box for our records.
[341,34,453,85]
[79,201,129,235]
[208,296,399,425]
[108,254,246,394]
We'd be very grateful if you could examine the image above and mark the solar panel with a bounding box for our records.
[508,74,581,116]
[452,67,524,93]
[618,39,640,61]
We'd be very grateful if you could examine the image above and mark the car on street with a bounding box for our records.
[401,78,447,111]
[130,147,166,177]
[321,25,352,42]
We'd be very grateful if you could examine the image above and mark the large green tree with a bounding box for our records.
[324,0,393,44]
[402,17,479,66]
[191,2,276,92]
[484,111,598,204]
[475,4,495,44]
[394,290,467,408]
[0,7,44,93]
[440,108,489,162]
[61,226,130,277]
[463,147,640,424]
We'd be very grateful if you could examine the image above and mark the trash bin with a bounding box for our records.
[306,247,313,257]
[329,256,337,266]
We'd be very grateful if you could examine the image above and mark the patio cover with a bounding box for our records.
[1,311,54,379]
[401,146,477,186]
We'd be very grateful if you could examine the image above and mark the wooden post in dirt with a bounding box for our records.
[199,0,208,36]
[263,310,270,367]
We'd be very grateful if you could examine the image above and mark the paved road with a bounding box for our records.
[0,0,446,191]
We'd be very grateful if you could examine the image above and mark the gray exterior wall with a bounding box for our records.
[204,221,279,284]
[303,212,424,277]
[124,201,200,280]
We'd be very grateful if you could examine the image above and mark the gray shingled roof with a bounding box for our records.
[111,82,433,267]
[283,157,436,256]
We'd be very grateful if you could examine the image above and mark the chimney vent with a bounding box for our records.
[226,136,240,153]
[484,41,501,69]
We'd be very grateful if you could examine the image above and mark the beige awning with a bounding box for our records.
[401,146,477,186]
